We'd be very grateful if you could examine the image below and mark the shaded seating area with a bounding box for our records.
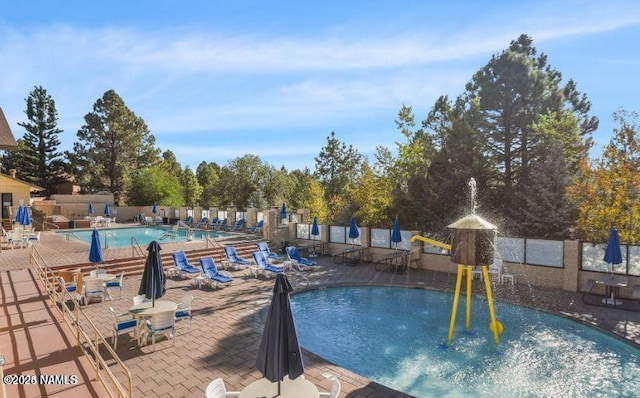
[199,257,233,288]
[170,251,201,278]
[581,274,640,311]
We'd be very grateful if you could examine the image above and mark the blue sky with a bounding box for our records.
[1,1,639,171]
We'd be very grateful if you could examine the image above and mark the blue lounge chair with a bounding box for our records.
[286,246,318,270]
[213,218,227,230]
[224,246,251,269]
[199,257,233,288]
[195,217,209,228]
[252,251,284,277]
[184,216,194,226]
[171,251,201,277]
[207,217,220,229]
[227,219,245,231]
[257,241,283,261]
[246,220,264,234]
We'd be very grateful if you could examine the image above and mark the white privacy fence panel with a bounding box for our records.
[495,237,525,263]
[297,224,310,240]
[330,226,346,244]
[371,228,390,248]
[525,239,563,267]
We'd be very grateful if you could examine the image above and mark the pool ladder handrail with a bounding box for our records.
[205,234,223,250]
[65,231,83,241]
[130,237,144,257]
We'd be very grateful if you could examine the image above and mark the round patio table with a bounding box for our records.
[239,376,319,398]
[128,300,177,317]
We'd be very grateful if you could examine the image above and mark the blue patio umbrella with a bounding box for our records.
[20,206,31,227]
[14,205,24,224]
[138,241,166,307]
[604,227,623,277]
[151,202,157,215]
[88,202,94,215]
[348,217,360,246]
[280,203,287,222]
[311,217,320,240]
[391,217,402,251]
[104,203,111,217]
[255,274,304,395]
[89,228,104,270]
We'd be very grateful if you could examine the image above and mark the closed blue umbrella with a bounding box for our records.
[280,203,287,222]
[20,206,31,227]
[138,241,166,307]
[88,202,94,215]
[89,228,104,271]
[104,203,111,217]
[14,205,24,224]
[348,217,359,246]
[151,202,157,215]
[255,274,304,395]
[391,217,402,251]
[604,227,623,277]
[311,217,320,240]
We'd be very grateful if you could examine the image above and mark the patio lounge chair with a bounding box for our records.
[252,251,284,277]
[286,246,319,270]
[195,217,209,228]
[207,217,220,229]
[205,378,240,398]
[226,219,245,231]
[171,251,201,277]
[257,241,284,261]
[213,218,227,230]
[199,257,233,288]
[224,246,251,269]
[246,219,264,234]
[184,215,194,226]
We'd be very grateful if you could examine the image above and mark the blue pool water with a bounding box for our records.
[58,226,228,248]
[290,286,640,398]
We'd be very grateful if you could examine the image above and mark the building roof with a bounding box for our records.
[0,172,45,191]
[0,107,18,151]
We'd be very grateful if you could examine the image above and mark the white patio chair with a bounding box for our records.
[108,307,137,350]
[319,373,342,398]
[174,294,193,332]
[205,378,240,398]
[105,271,124,299]
[133,294,149,305]
[82,277,105,304]
[8,227,24,249]
[141,310,176,351]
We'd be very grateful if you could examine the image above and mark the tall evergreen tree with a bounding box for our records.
[3,86,65,196]
[196,161,220,208]
[67,90,159,204]
[314,131,364,200]
[181,166,202,207]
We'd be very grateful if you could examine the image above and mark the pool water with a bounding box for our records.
[290,286,640,398]
[58,226,229,248]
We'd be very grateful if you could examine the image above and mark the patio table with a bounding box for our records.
[239,376,319,398]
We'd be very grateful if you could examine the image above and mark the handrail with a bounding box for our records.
[28,247,133,398]
[40,220,60,231]
[205,234,223,250]
[65,231,83,241]
[130,237,145,257]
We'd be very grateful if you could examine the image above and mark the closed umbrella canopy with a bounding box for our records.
[88,202,94,215]
[152,202,157,214]
[348,217,360,245]
[256,274,304,389]
[104,203,111,217]
[138,241,166,306]
[89,228,104,263]
[311,217,320,239]
[604,227,623,276]
[391,217,402,250]
[280,203,287,222]
[20,206,31,227]
[14,205,24,224]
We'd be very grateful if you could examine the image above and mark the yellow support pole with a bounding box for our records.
[466,265,473,330]
[447,264,465,344]
[482,266,503,344]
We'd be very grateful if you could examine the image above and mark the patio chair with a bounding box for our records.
[206,217,220,229]
[199,257,233,288]
[318,373,342,398]
[8,227,24,249]
[174,294,194,332]
[286,246,318,270]
[171,251,201,277]
[223,246,251,269]
[82,277,105,305]
[257,241,284,262]
[227,219,245,231]
[105,271,125,299]
[213,218,227,230]
[184,215,194,226]
[26,231,41,246]
[132,294,149,305]
[195,217,209,228]
[141,310,176,351]
[252,251,284,278]
[205,378,240,398]
[57,271,77,293]
[246,219,264,234]
[108,307,137,350]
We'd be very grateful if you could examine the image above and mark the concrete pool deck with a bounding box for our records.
[1,229,640,397]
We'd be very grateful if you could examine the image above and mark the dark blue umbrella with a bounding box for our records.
[255,274,304,394]
[391,217,402,251]
[348,216,359,246]
[104,203,111,217]
[88,202,94,215]
[152,202,157,215]
[20,206,31,227]
[14,205,24,224]
[604,227,623,277]
[89,228,104,269]
[280,203,287,222]
[311,217,320,240]
[138,241,166,307]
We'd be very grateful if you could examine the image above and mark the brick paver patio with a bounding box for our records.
[1,227,640,397]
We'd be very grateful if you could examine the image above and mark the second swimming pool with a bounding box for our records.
[290,286,640,398]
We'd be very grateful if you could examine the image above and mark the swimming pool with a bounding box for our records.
[290,286,640,398]
[58,226,229,248]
